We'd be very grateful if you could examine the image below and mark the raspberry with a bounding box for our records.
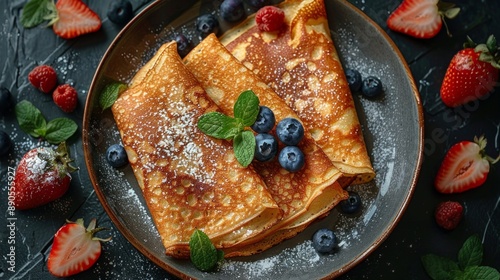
[53,84,78,113]
[434,201,463,230]
[255,6,285,32]
[28,65,58,94]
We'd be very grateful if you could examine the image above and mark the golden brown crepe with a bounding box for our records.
[220,0,375,184]
[184,34,347,256]
[111,42,282,258]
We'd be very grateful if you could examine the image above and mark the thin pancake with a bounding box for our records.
[184,34,347,256]
[112,42,281,258]
[221,0,375,184]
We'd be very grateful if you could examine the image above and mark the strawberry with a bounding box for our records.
[387,0,460,39]
[53,84,78,113]
[434,201,463,230]
[435,136,499,194]
[13,142,78,210]
[28,65,58,94]
[440,35,500,107]
[51,0,102,39]
[48,218,111,277]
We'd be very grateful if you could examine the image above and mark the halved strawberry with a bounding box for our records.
[387,0,460,39]
[435,136,499,194]
[47,218,111,277]
[50,0,102,39]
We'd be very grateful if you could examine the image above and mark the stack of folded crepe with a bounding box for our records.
[111,0,375,259]
[221,0,375,185]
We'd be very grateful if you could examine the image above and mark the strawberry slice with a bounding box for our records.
[386,0,460,39]
[435,136,499,194]
[51,0,102,39]
[47,218,111,277]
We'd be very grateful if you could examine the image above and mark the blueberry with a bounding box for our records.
[220,0,245,22]
[175,34,192,57]
[251,106,275,133]
[276,118,304,146]
[106,144,128,167]
[312,228,338,254]
[339,191,362,214]
[0,131,12,157]
[244,0,270,8]
[196,14,220,38]
[361,76,383,98]
[0,87,13,116]
[107,0,134,25]
[278,146,305,172]
[345,68,362,92]
[254,133,278,162]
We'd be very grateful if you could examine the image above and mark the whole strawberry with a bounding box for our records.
[435,135,499,194]
[28,65,58,94]
[13,142,78,210]
[53,84,78,113]
[440,35,500,107]
[48,218,111,277]
[435,201,463,230]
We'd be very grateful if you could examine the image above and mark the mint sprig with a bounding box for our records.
[422,235,500,280]
[99,82,128,110]
[21,0,57,28]
[189,229,224,272]
[15,100,78,144]
[197,90,259,167]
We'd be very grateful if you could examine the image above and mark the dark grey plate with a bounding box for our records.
[83,0,424,279]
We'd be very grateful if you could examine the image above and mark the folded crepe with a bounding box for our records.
[220,0,375,185]
[111,42,282,258]
[184,34,347,256]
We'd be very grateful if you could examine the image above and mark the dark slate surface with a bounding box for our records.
[1,0,499,279]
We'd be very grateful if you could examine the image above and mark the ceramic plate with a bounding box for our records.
[83,0,424,278]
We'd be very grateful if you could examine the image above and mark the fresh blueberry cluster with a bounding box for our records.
[252,106,305,172]
[107,0,134,26]
[345,68,383,98]
[339,191,362,214]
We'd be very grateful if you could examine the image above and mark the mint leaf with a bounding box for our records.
[233,130,255,167]
[198,112,243,139]
[463,265,500,280]
[189,229,221,272]
[15,100,47,137]
[21,0,56,28]
[421,254,461,280]
[15,100,78,144]
[45,118,78,144]
[233,90,259,127]
[99,82,128,110]
[458,235,483,270]
[463,266,500,280]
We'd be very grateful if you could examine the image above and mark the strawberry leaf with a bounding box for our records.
[21,0,56,28]
[458,235,483,270]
